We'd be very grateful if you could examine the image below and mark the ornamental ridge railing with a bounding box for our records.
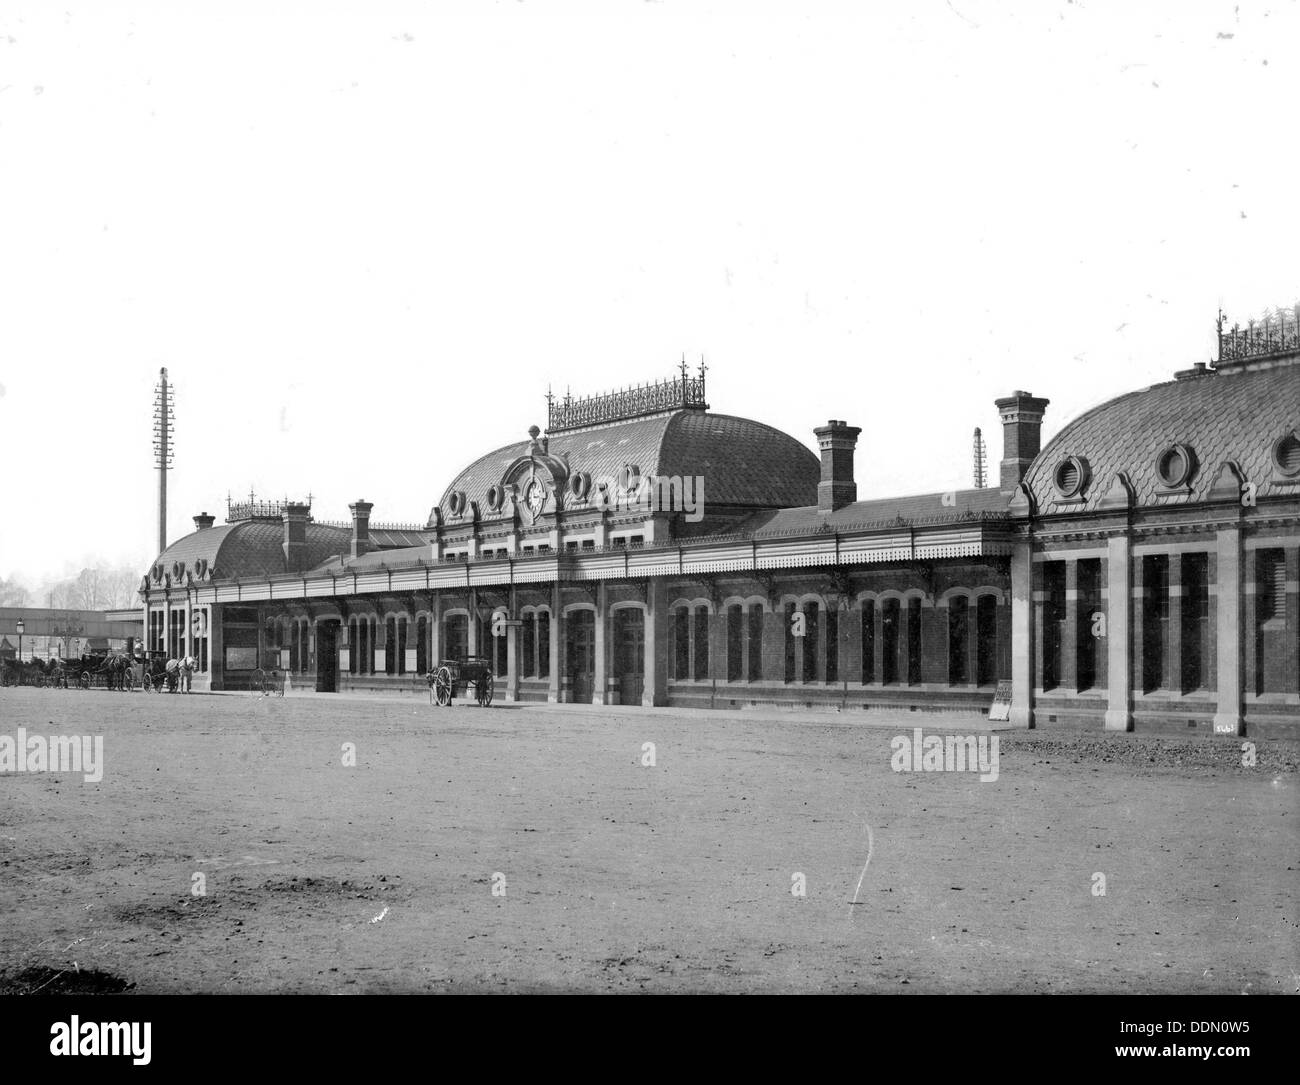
[1217,304,1300,364]
[547,360,708,433]
[226,493,313,522]
[314,519,427,533]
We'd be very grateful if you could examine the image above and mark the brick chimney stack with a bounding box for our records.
[282,503,311,571]
[994,391,1050,494]
[813,420,863,512]
[193,512,216,531]
[349,499,374,559]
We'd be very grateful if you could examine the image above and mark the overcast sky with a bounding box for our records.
[1,0,1296,586]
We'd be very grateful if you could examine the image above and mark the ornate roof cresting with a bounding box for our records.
[546,359,708,433]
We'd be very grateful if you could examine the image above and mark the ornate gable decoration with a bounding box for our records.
[499,425,571,526]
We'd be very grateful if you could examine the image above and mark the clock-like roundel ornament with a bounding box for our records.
[525,478,546,519]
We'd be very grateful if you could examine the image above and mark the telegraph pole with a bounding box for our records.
[973,427,988,489]
[153,368,175,556]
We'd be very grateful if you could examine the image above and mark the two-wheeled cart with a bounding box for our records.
[427,655,494,707]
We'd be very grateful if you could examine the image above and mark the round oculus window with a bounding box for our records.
[1272,431,1300,477]
[1052,456,1089,499]
[1156,443,1195,488]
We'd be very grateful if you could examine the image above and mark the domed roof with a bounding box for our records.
[437,409,819,517]
[148,521,353,583]
[1024,355,1300,513]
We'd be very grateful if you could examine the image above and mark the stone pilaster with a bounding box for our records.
[1288,547,1300,699]
[1105,535,1132,731]
[592,583,608,706]
[1213,529,1244,734]
[644,580,669,706]
[1009,540,1035,727]
[549,582,563,703]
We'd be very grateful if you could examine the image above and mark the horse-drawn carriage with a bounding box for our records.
[1,652,137,690]
[138,650,179,693]
[51,656,94,690]
[85,651,137,691]
[0,657,58,688]
[0,649,147,691]
[427,655,494,707]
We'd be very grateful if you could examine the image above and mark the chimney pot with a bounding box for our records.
[813,420,863,512]
[193,512,216,531]
[349,499,375,560]
[281,502,311,572]
[994,390,1050,494]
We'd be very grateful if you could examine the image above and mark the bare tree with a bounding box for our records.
[28,564,145,613]
[109,568,144,609]
[0,576,32,607]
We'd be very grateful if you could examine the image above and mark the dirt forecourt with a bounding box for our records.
[0,688,1295,994]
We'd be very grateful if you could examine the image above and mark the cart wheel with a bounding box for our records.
[476,671,494,707]
[79,672,91,690]
[433,666,453,707]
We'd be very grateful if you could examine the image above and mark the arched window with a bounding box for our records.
[522,614,536,678]
[537,611,551,678]
[445,614,468,664]
[747,604,763,681]
[948,597,970,685]
[861,601,875,685]
[976,596,997,687]
[726,605,743,682]
[906,598,922,686]
[693,608,710,680]
[825,606,839,684]
[881,599,900,685]
[673,607,690,679]
[783,602,797,683]
[801,602,819,683]
[493,615,508,677]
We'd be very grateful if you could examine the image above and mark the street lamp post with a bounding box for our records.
[16,619,24,662]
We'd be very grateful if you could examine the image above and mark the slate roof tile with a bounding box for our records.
[1025,355,1300,513]
[438,409,818,516]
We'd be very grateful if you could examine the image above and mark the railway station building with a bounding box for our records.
[140,311,1300,736]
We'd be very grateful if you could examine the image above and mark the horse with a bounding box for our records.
[178,656,197,693]
[97,653,133,692]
